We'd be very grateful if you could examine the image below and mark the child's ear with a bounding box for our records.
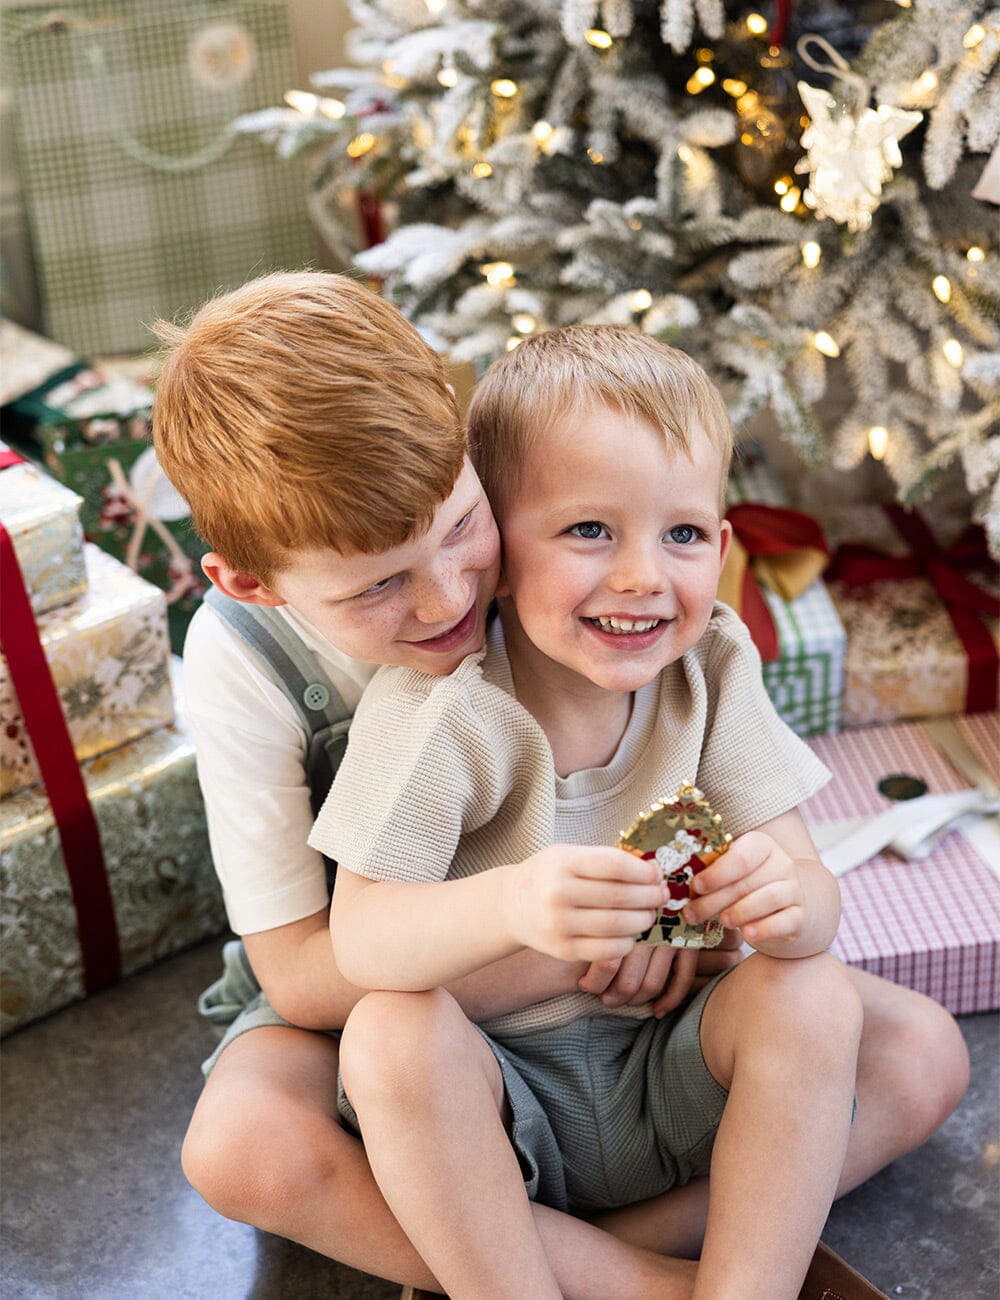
[201,553,286,607]
[717,517,733,571]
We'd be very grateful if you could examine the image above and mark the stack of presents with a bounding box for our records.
[1,319,997,1039]
[1,321,226,1037]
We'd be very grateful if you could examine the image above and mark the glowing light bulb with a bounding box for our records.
[736,91,759,114]
[628,218,643,230]
[746,13,768,35]
[967,246,985,262]
[437,66,458,87]
[512,313,536,334]
[587,148,605,164]
[917,70,939,94]
[774,178,790,195]
[722,78,748,97]
[943,338,964,367]
[425,0,446,13]
[932,275,952,303]
[868,426,889,461]
[779,186,801,212]
[318,97,346,119]
[813,331,840,358]
[532,120,553,143]
[481,261,514,285]
[346,132,377,158]
[801,241,822,269]
[285,90,320,114]
[505,336,523,351]
[693,66,715,87]
[472,161,493,178]
[677,144,695,163]
[630,289,653,311]
[491,79,518,98]
[585,29,613,49]
[963,24,986,48]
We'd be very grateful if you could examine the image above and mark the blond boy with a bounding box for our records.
[310,326,970,1298]
[154,272,756,1295]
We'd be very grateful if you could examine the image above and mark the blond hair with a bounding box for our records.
[468,325,733,514]
[152,271,465,584]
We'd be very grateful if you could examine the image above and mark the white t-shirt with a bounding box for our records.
[182,601,378,934]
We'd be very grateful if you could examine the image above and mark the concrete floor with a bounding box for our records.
[2,939,998,1300]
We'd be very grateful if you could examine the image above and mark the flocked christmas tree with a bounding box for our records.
[238,0,1000,550]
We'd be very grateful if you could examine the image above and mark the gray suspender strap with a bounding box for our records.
[203,586,352,814]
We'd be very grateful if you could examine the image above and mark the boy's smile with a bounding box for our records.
[496,403,731,702]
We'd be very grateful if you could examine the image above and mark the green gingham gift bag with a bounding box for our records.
[4,1,314,356]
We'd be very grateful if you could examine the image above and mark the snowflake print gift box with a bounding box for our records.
[0,674,226,1036]
[0,458,86,616]
[1,544,173,796]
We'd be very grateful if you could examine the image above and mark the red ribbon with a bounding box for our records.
[0,447,27,469]
[827,504,1000,713]
[0,524,122,993]
[725,502,831,662]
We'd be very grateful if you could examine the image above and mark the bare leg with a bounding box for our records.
[340,987,699,1300]
[592,966,969,1258]
[693,952,863,1299]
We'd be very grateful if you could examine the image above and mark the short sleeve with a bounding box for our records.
[308,661,520,883]
[696,605,830,836]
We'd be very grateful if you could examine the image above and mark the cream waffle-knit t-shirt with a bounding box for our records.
[309,602,829,1038]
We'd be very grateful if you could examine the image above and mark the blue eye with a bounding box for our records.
[451,507,474,535]
[356,576,394,599]
[669,524,700,544]
[570,521,608,540]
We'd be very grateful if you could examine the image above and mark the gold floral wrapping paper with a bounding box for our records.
[0,543,173,796]
[0,672,226,1036]
[0,461,86,615]
[822,503,1000,727]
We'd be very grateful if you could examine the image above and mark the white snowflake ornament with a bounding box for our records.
[794,80,922,232]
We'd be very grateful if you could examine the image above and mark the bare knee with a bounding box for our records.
[744,951,864,1043]
[340,987,471,1111]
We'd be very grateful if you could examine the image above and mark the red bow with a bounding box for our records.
[721,503,830,661]
[828,504,999,713]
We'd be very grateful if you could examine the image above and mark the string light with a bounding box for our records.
[801,241,822,269]
[779,186,801,212]
[932,275,952,303]
[746,13,768,35]
[491,79,518,98]
[813,331,840,358]
[512,313,536,334]
[677,144,695,163]
[917,70,939,94]
[285,90,346,119]
[630,289,653,311]
[480,261,514,285]
[736,91,760,114]
[967,246,985,262]
[628,217,643,230]
[587,147,605,163]
[425,0,446,12]
[686,66,716,93]
[722,78,748,97]
[346,132,377,158]
[868,426,889,460]
[472,161,493,178]
[774,178,790,195]
[943,338,964,367]
[584,29,613,49]
[695,49,714,64]
[532,120,554,143]
[437,66,458,87]
[505,336,523,351]
[963,24,986,48]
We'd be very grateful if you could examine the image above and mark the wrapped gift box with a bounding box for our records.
[725,453,846,736]
[7,363,208,654]
[1,544,173,796]
[800,714,1000,1014]
[0,458,86,614]
[823,504,999,728]
[0,319,76,407]
[0,666,227,1036]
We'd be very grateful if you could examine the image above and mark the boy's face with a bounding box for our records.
[263,460,501,674]
[497,403,731,696]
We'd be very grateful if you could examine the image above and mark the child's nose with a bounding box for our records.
[412,564,468,624]
[608,543,666,595]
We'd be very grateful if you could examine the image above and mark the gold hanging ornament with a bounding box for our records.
[794,35,923,233]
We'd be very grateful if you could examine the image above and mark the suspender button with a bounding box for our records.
[303,682,331,711]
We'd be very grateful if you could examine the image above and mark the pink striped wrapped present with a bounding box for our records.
[799,714,1000,1015]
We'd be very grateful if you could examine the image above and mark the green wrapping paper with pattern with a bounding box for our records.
[726,454,846,737]
[1,543,173,796]
[0,460,86,614]
[0,676,226,1035]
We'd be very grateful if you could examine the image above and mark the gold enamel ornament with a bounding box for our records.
[619,782,731,948]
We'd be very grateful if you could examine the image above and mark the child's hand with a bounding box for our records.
[502,844,664,964]
[578,945,700,1017]
[682,830,806,947]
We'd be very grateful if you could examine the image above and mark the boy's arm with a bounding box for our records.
[330,848,665,993]
[683,807,840,958]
